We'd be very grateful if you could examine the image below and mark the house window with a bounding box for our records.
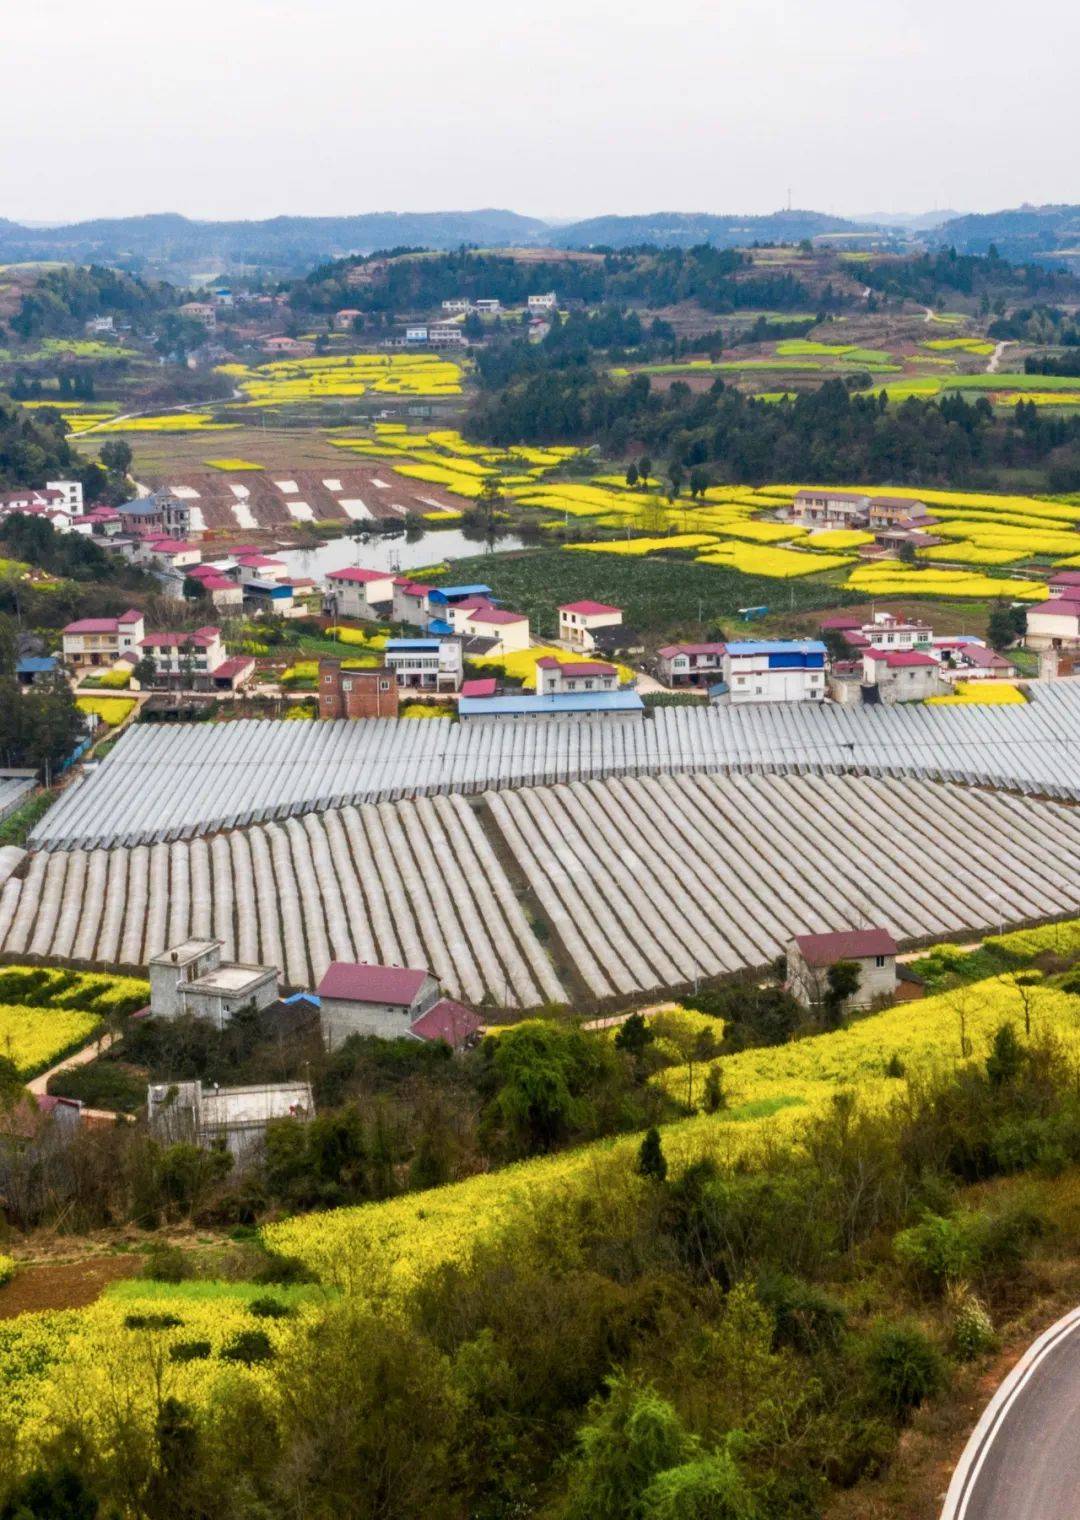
[342,680,352,692]
[379,679,391,692]
[874,955,885,967]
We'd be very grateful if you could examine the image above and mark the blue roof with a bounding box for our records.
[16,656,56,674]
[427,618,453,637]
[244,578,291,594]
[386,638,441,651]
[429,583,492,602]
[459,691,645,718]
[283,991,320,1008]
[725,640,827,656]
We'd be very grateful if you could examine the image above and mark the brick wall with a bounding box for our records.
[318,658,400,719]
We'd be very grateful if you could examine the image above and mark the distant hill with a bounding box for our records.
[934,204,1080,265]
[550,209,868,249]
[0,210,550,276]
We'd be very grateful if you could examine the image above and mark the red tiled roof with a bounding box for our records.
[326,567,395,584]
[193,574,235,591]
[536,658,616,676]
[140,628,220,648]
[795,488,868,503]
[864,650,938,668]
[213,656,255,680]
[411,999,483,1048]
[1050,572,1080,587]
[471,608,526,626]
[317,962,431,1005]
[460,677,497,698]
[658,643,726,657]
[236,553,284,568]
[559,600,621,616]
[793,927,898,966]
[819,615,862,630]
[1030,599,1080,617]
[393,579,433,598]
[870,494,925,509]
[449,596,494,613]
[63,609,143,635]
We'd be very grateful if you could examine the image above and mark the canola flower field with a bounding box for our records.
[217,352,464,406]
[0,967,148,1076]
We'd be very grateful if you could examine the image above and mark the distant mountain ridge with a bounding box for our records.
[549,209,866,249]
[933,204,1080,264]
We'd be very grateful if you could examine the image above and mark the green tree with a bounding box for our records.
[98,440,132,477]
[688,467,710,499]
[0,614,17,678]
[480,1020,607,1157]
[615,1013,655,1059]
[823,960,860,1028]
[625,461,639,488]
[637,1126,668,1183]
[0,1466,98,1520]
[564,1375,696,1520]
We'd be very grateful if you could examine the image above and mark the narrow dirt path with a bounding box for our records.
[987,340,1013,374]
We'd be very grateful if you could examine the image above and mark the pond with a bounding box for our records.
[275,527,526,581]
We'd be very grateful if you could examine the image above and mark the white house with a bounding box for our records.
[405,325,429,343]
[793,489,870,527]
[534,657,619,695]
[528,291,558,311]
[786,927,899,1012]
[316,962,482,1050]
[474,298,501,314]
[428,322,468,348]
[720,640,827,704]
[324,566,396,620]
[138,625,227,684]
[656,643,726,687]
[383,636,463,692]
[558,600,623,651]
[148,939,279,1029]
[861,611,933,651]
[1025,598,1080,653]
[441,299,473,314]
[61,609,145,669]
[456,606,530,654]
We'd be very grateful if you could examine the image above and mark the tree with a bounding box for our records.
[132,654,158,688]
[564,1375,695,1520]
[823,960,860,1028]
[476,473,504,534]
[98,440,132,477]
[1013,970,1042,1038]
[181,575,207,603]
[615,1012,656,1059]
[637,1126,667,1183]
[0,614,17,678]
[638,456,652,491]
[688,467,710,500]
[667,462,684,501]
[986,1021,1024,1087]
[625,461,639,489]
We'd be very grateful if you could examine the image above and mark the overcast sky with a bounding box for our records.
[5,0,1076,224]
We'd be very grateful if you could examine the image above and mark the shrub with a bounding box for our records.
[220,1328,275,1364]
[865,1322,945,1415]
[640,1450,760,1520]
[143,1243,190,1283]
[249,1296,295,1320]
[168,1339,213,1363]
[757,1272,846,1355]
[124,1313,184,1331]
[0,1253,16,1287]
[893,1212,977,1291]
[951,1292,996,1361]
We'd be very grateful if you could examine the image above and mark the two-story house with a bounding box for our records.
[61,610,145,669]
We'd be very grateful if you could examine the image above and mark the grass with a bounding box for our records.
[0,791,54,848]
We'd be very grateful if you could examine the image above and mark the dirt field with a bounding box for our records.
[0,1253,139,1318]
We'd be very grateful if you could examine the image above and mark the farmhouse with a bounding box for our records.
[717,640,827,704]
[534,658,619,696]
[866,495,928,527]
[559,599,623,651]
[1049,571,1080,600]
[861,649,947,702]
[186,565,245,611]
[861,611,933,651]
[148,939,279,1028]
[383,636,463,692]
[333,308,362,330]
[318,658,399,718]
[148,1079,313,1160]
[528,291,558,311]
[324,565,396,620]
[657,642,726,687]
[1025,598,1080,653]
[316,961,482,1049]
[392,577,435,627]
[118,491,190,539]
[61,609,145,669]
[786,927,899,1012]
[429,322,468,348]
[793,489,870,527]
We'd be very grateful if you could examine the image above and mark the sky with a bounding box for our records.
[5,0,1076,224]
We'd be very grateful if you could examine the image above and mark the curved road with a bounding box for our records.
[941,1306,1080,1518]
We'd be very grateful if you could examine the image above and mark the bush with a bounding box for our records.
[143,1243,190,1283]
[220,1328,275,1365]
[951,1292,996,1361]
[124,1313,184,1331]
[893,1212,977,1291]
[249,1296,295,1320]
[865,1323,945,1415]
[0,1253,16,1287]
[168,1339,213,1363]
[757,1272,846,1355]
[47,1062,145,1113]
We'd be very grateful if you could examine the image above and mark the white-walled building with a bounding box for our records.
[534,658,619,695]
[720,640,827,704]
[61,610,145,669]
[148,939,279,1029]
[793,489,870,527]
[316,962,482,1049]
[862,611,933,651]
[1025,598,1080,653]
[383,636,463,692]
[657,643,726,687]
[861,648,947,702]
[558,600,623,651]
[527,291,558,311]
[787,927,899,1012]
[148,1079,312,1160]
[324,566,396,620]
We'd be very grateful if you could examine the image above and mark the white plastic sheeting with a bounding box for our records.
[485,773,1080,997]
[30,682,1080,851]
[4,795,563,1008]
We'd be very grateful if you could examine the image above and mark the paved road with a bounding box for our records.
[941,1306,1080,1519]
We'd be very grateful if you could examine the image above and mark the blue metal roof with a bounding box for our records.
[725,640,827,656]
[459,691,645,718]
[386,638,441,651]
[427,618,453,637]
[16,656,56,674]
[429,583,492,602]
[243,579,291,594]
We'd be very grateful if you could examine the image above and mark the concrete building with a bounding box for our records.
[405,325,429,343]
[787,927,899,1012]
[1049,572,1080,601]
[148,939,279,1029]
[534,657,619,696]
[61,609,145,669]
[137,626,227,687]
[1025,598,1080,653]
[861,648,948,702]
[324,566,396,621]
[657,643,726,687]
[866,495,927,527]
[334,308,362,330]
[559,600,623,651]
[318,658,399,718]
[459,606,530,654]
[793,489,870,527]
[720,641,827,704]
[474,299,501,314]
[392,577,434,627]
[178,301,216,327]
[383,636,463,692]
[862,611,933,651]
[527,291,558,311]
[186,565,245,611]
[118,491,190,539]
[428,323,468,348]
[316,961,482,1049]
[148,1079,313,1160]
